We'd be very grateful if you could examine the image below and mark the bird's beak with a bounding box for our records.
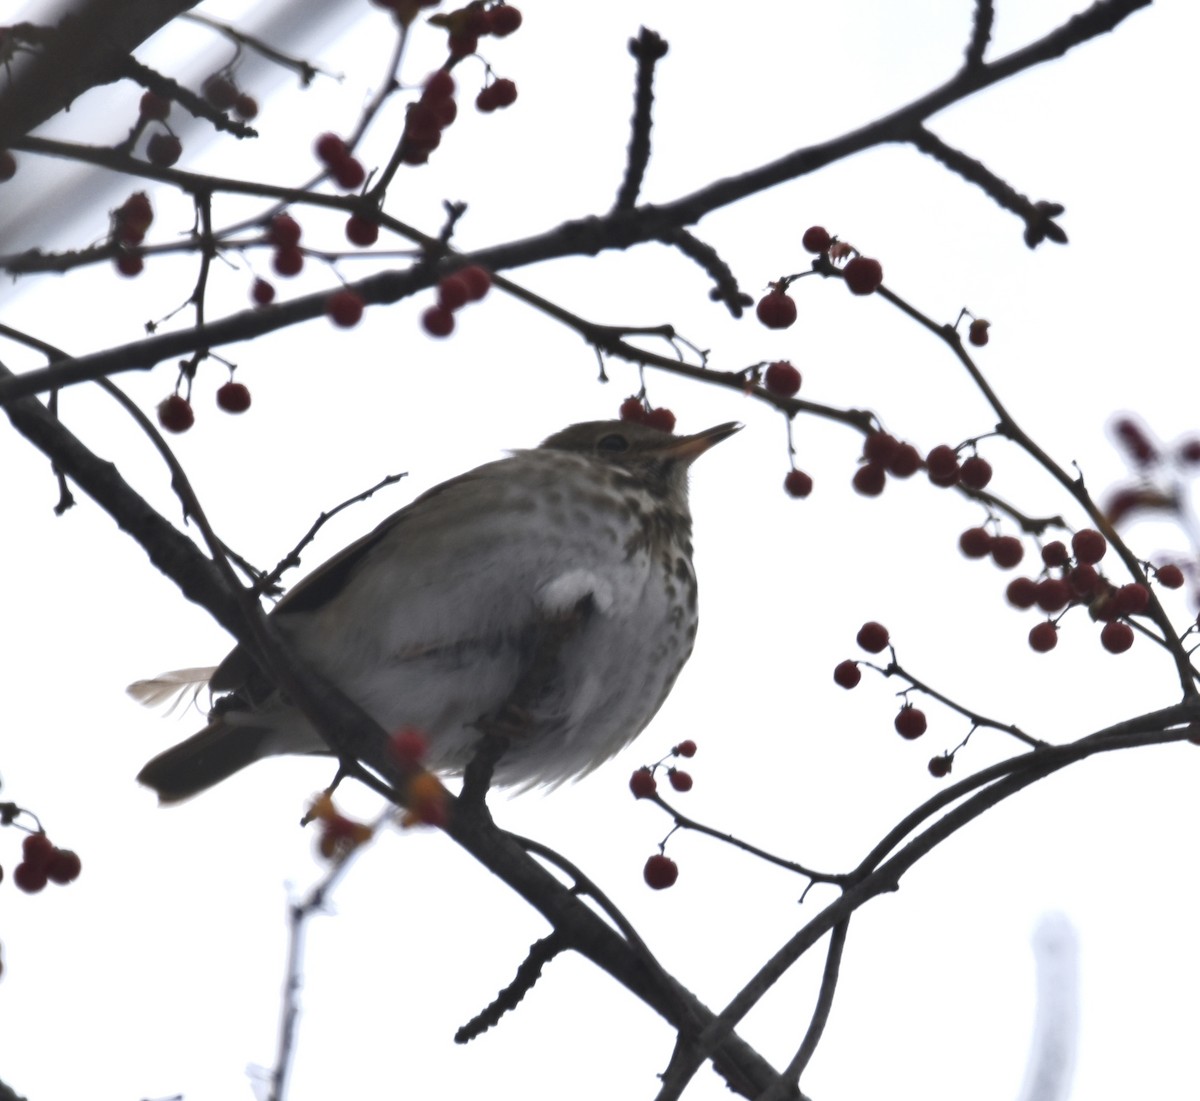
[667,421,743,463]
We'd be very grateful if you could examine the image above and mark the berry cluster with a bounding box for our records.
[832,622,933,745]
[314,132,366,191]
[799,225,885,295]
[402,70,458,167]
[421,265,492,337]
[430,2,524,59]
[628,739,697,801]
[10,832,81,894]
[201,71,258,121]
[157,373,253,432]
[267,212,305,277]
[629,741,696,891]
[111,191,154,277]
[846,431,923,497]
[618,397,677,434]
[1000,528,1172,654]
[476,78,518,113]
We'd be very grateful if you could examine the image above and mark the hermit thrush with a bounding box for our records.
[133,418,740,802]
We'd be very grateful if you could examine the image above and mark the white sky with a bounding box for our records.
[3,2,1199,1100]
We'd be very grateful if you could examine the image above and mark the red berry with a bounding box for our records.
[756,289,797,329]
[784,469,813,498]
[422,305,455,337]
[428,95,458,128]
[1006,577,1038,609]
[490,78,518,107]
[675,739,697,758]
[1071,529,1107,564]
[457,265,492,301]
[833,659,861,689]
[488,4,523,35]
[852,462,886,496]
[327,289,365,328]
[157,394,194,433]
[405,102,442,145]
[629,767,657,799]
[764,360,801,398]
[967,319,990,346]
[668,768,693,792]
[801,225,832,253]
[251,278,276,306]
[437,274,470,310]
[423,70,456,100]
[315,132,349,165]
[863,432,899,465]
[925,444,960,487]
[216,381,251,413]
[115,251,144,277]
[268,213,302,248]
[139,91,171,120]
[272,246,304,277]
[959,455,993,490]
[856,621,890,654]
[888,443,921,478]
[202,74,238,111]
[1067,563,1100,598]
[1041,541,1069,567]
[619,397,646,423]
[0,150,17,181]
[114,199,152,245]
[643,407,676,434]
[390,726,429,766]
[449,31,479,58]
[990,536,1025,569]
[1100,621,1134,654]
[234,93,259,120]
[894,706,927,740]
[45,849,81,885]
[1157,563,1185,589]
[928,755,953,778]
[643,853,678,890]
[1029,621,1058,652]
[958,527,993,558]
[13,861,48,894]
[1035,577,1071,613]
[22,833,55,867]
[333,156,366,191]
[843,256,883,295]
[146,132,182,166]
[1112,583,1150,616]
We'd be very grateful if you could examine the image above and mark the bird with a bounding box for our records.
[132,418,741,803]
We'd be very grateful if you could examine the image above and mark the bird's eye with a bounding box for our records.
[597,433,629,452]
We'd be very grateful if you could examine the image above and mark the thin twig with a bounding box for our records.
[614,28,669,211]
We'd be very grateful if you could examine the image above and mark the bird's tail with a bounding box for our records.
[137,718,280,804]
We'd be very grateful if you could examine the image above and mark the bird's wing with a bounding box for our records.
[210,451,636,694]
